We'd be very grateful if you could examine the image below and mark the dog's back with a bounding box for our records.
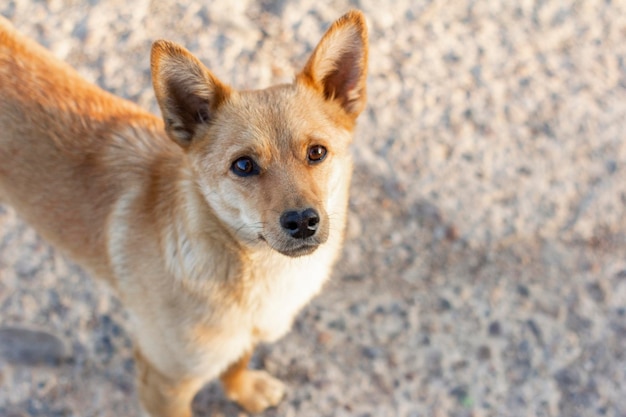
[0,16,171,281]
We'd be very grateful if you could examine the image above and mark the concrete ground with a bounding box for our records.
[1,1,625,416]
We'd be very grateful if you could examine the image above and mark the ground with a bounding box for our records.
[1,1,625,416]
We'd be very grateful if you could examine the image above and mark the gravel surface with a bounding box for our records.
[1,1,626,416]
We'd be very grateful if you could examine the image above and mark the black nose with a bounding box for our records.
[280,208,320,239]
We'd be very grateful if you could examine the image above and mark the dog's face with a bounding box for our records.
[151,12,368,257]
[188,85,355,257]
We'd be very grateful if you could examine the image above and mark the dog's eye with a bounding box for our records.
[231,157,260,177]
[308,145,327,163]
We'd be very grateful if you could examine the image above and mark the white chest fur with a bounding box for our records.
[244,244,337,343]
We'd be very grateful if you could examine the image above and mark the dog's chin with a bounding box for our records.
[259,235,321,258]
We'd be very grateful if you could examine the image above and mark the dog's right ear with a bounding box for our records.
[151,40,231,147]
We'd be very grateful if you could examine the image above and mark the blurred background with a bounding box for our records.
[1,1,625,416]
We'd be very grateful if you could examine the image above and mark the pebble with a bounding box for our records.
[0,327,69,366]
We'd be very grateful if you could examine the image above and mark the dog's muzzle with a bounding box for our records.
[260,207,329,257]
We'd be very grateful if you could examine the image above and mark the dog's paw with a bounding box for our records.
[224,370,286,414]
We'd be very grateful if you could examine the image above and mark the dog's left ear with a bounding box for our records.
[151,40,231,147]
[297,10,368,120]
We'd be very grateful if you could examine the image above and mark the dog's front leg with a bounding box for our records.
[134,348,202,417]
[220,349,286,414]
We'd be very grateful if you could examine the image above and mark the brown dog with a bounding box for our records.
[0,10,367,416]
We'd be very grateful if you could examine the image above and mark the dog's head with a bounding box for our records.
[151,11,368,257]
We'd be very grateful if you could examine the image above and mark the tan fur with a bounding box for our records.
[0,10,368,416]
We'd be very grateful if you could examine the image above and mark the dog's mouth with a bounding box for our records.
[258,235,321,258]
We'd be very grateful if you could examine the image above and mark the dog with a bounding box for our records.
[0,10,367,416]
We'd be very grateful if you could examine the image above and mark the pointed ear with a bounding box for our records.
[151,40,231,147]
[297,10,368,119]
